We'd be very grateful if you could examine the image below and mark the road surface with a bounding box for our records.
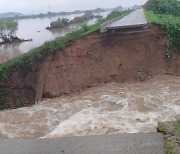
[100,9,147,32]
[0,133,165,154]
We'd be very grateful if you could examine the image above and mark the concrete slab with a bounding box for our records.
[0,133,165,154]
[108,9,147,29]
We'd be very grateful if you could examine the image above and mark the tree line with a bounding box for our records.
[47,11,102,30]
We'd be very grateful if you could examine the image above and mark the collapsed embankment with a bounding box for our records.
[0,24,179,109]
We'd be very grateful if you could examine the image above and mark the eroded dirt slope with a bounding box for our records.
[41,25,178,98]
[0,24,179,108]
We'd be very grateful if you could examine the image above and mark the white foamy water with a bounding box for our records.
[0,75,179,139]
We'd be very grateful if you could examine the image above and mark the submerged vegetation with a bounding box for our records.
[0,18,32,44]
[46,11,102,30]
[0,18,18,43]
[47,17,69,29]
[0,10,130,81]
[145,0,180,60]
[70,11,102,24]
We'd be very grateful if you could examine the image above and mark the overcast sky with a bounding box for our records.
[0,0,147,14]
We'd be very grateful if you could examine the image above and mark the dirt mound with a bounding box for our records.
[42,25,177,98]
[0,24,179,108]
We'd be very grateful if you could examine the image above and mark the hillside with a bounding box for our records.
[0,12,24,18]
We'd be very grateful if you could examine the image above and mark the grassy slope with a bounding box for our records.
[0,10,130,81]
[158,119,180,154]
[145,10,180,59]
[145,4,180,153]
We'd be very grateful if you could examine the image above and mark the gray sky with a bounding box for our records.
[0,0,147,14]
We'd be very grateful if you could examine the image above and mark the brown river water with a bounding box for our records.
[0,75,179,139]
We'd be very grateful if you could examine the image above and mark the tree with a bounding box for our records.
[0,19,18,43]
[49,18,69,29]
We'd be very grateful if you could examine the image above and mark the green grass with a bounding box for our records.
[157,119,180,154]
[0,10,130,81]
[146,0,180,17]
[174,119,180,143]
[157,122,166,132]
[0,89,7,110]
[145,10,180,60]
[15,99,25,109]
[165,137,174,154]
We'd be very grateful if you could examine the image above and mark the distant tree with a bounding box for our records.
[94,8,104,13]
[113,6,123,11]
[70,11,96,24]
[49,18,69,29]
[38,13,44,18]
[0,19,18,43]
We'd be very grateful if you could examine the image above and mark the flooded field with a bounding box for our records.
[0,75,179,139]
[0,12,109,63]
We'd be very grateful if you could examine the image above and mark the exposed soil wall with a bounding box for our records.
[0,24,179,109]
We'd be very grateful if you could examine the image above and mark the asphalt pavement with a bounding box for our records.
[108,9,147,29]
[0,133,165,154]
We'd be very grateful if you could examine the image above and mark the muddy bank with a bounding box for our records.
[41,25,179,98]
[0,24,179,109]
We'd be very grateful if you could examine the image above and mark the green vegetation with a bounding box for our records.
[0,89,6,110]
[157,119,180,154]
[174,119,180,143]
[145,11,180,59]
[0,10,130,81]
[47,18,69,29]
[12,8,107,20]
[47,11,102,30]
[0,89,9,110]
[0,88,25,110]
[0,18,18,43]
[15,99,25,109]
[158,122,166,132]
[165,137,174,154]
[146,0,180,16]
[70,11,102,24]
[145,0,180,60]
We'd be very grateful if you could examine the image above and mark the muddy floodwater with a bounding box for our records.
[0,75,179,139]
[0,12,109,64]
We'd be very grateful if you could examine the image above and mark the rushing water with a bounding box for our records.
[0,12,110,64]
[0,75,179,139]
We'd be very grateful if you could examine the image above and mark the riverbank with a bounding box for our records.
[145,10,180,60]
[0,23,179,110]
[0,10,179,110]
[0,10,131,110]
[158,119,180,154]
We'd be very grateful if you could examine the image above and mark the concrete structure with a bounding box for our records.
[0,133,165,154]
[100,9,147,32]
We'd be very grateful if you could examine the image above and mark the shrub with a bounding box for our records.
[146,0,180,16]
[145,10,180,59]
